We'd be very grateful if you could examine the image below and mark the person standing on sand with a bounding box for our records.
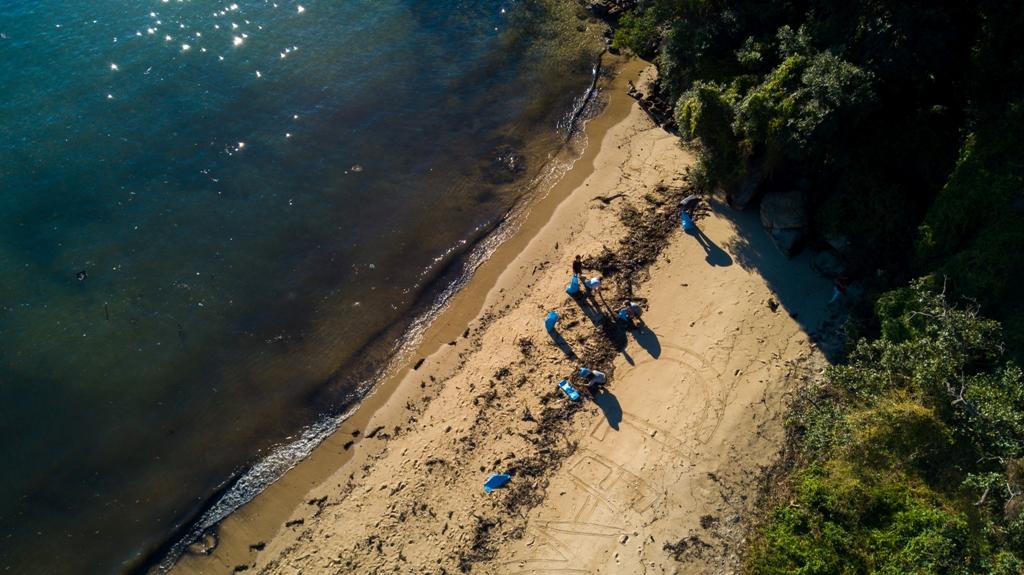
[572,255,583,277]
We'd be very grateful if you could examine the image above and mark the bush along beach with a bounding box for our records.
[611,0,1024,571]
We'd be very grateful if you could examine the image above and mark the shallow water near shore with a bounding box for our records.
[0,1,602,572]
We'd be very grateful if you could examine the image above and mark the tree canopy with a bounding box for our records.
[612,0,1024,571]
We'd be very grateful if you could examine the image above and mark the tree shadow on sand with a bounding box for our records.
[711,197,844,362]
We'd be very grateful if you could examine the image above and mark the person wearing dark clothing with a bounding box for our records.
[572,255,583,276]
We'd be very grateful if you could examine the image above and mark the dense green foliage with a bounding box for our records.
[746,283,1024,573]
[915,108,1024,353]
[612,0,1024,571]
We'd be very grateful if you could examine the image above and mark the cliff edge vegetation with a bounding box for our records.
[612,0,1024,572]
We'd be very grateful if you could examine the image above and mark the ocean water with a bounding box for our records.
[0,1,602,572]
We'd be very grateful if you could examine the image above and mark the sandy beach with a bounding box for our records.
[170,62,836,575]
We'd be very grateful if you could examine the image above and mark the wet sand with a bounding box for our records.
[170,62,834,575]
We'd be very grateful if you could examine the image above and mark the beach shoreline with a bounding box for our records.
[170,59,834,574]
[165,55,648,575]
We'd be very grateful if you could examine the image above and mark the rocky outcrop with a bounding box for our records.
[724,169,765,210]
[810,250,846,279]
[760,189,807,229]
[626,73,677,132]
[581,0,639,24]
[760,189,808,256]
[822,231,852,257]
[581,0,675,131]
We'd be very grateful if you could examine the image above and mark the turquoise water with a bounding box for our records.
[0,1,600,572]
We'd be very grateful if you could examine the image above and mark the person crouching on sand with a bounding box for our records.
[584,275,601,298]
[617,300,644,327]
[583,369,607,395]
[680,194,699,218]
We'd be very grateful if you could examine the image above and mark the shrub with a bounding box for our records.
[674,81,740,182]
[733,51,875,168]
[843,402,953,476]
[748,464,971,575]
[612,10,660,59]
[747,283,1024,573]
[915,108,1024,354]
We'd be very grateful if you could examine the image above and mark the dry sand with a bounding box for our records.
[171,63,835,575]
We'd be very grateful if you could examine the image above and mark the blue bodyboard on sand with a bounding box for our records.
[484,473,511,493]
[558,378,581,401]
[681,211,695,232]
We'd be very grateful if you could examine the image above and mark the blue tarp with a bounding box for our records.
[483,473,511,493]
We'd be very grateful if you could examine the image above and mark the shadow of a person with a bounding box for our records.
[687,225,733,267]
[585,287,613,318]
[548,328,577,360]
[632,325,661,358]
[599,316,634,365]
[571,294,605,325]
[592,389,622,430]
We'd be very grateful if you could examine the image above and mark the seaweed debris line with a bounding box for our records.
[171,65,833,575]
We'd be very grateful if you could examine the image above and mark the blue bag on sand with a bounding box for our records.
[558,378,581,401]
[483,473,511,493]
[681,210,695,232]
[545,311,559,332]
[566,274,581,296]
